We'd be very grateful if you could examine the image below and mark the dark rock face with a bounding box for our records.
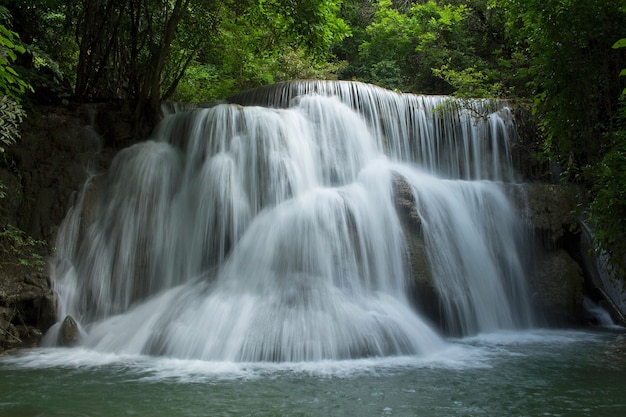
[1,103,135,354]
[529,249,584,325]
[5,104,131,243]
[580,225,626,324]
[0,267,56,352]
[512,183,581,247]
[508,183,586,325]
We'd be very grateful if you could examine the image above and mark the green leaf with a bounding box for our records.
[613,38,626,49]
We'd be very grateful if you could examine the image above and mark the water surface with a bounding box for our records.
[2,329,625,417]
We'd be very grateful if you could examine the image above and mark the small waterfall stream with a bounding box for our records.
[48,81,534,361]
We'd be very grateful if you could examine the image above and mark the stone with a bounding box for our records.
[0,102,136,354]
[580,225,626,324]
[508,182,581,247]
[530,249,584,325]
[58,315,80,346]
[392,175,445,329]
[0,268,55,351]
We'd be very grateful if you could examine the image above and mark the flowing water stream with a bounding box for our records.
[1,81,624,416]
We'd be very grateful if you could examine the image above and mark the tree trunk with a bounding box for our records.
[133,0,190,137]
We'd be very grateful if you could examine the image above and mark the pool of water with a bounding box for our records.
[1,328,625,417]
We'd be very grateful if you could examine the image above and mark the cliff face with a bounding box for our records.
[0,102,134,353]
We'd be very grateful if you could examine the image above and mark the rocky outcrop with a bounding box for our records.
[392,176,446,329]
[511,183,581,247]
[0,264,56,352]
[508,183,587,325]
[529,249,584,325]
[1,102,136,354]
[4,103,132,243]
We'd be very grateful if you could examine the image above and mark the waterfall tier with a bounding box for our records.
[48,81,534,361]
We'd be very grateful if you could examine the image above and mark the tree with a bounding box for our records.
[0,19,32,102]
[0,6,31,203]
[589,38,626,275]
[64,0,348,133]
[357,0,502,95]
[500,0,626,180]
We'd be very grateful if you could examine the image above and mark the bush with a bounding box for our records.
[0,94,25,155]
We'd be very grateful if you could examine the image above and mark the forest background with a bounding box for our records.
[1,0,625,275]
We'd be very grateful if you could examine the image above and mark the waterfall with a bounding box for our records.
[48,80,534,361]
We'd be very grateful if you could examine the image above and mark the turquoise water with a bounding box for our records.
[1,329,625,417]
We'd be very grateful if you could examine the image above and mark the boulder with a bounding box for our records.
[529,249,584,325]
[58,315,80,346]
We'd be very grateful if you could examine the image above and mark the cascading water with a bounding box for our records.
[47,80,534,361]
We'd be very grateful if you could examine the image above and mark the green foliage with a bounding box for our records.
[275,47,347,81]
[500,0,626,182]
[0,21,33,102]
[0,8,30,206]
[357,0,503,95]
[590,131,626,275]
[0,3,73,105]
[589,38,626,275]
[170,63,226,103]
[0,224,46,271]
[0,94,25,155]
[432,65,503,98]
[170,1,350,102]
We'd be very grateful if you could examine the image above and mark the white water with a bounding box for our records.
[583,296,618,327]
[47,81,534,361]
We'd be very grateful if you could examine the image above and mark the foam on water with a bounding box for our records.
[2,329,607,384]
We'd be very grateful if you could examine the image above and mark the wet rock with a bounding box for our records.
[580,224,626,324]
[58,315,80,346]
[0,268,55,352]
[1,102,136,354]
[507,183,581,244]
[0,169,23,226]
[530,249,584,325]
[6,104,128,241]
[508,182,580,247]
[392,175,445,329]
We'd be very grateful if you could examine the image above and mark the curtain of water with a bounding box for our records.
[229,80,518,181]
[48,81,533,361]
